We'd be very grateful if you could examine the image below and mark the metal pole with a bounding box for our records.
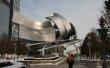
[42,42,47,56]
[102,39,106,68]
[89,45,91,59]
[88,37,91,59]
[27,43,30,57]
[14,43,17,60]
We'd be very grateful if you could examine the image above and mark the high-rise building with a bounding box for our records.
[0,0,10,38]
[0,0,20,39]
[10,0,20,41]
[13,0,20,12]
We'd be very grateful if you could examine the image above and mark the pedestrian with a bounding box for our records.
[66,52,75,68]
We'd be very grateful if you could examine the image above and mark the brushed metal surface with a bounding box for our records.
[12,11,76,42]
[46,13,74,39]
[12,11,56,42]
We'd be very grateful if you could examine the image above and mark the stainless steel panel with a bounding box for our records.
[19,25,56,42]
[12,11,52,29]
[32,27,56,42]
[12,11,33,28]
[12,11,56,42]
[53,13,71,34]
[32,21,52,29]
[46,13,72,39]
[12,11,76,42]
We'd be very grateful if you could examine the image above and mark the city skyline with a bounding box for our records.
[21,0,104,39]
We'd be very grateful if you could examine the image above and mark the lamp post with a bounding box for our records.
[14,43,17,60]
[26,43,30,57]
[88,36,91,59]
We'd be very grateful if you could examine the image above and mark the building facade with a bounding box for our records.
[0,0,55,43]
[13,0,20,12]
[0,0,20,41]
[0,0,76,43]
[0,0,10,39]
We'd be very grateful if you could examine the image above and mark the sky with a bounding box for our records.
[20,0,104,39]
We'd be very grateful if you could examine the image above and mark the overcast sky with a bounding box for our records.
[21,0,104,39]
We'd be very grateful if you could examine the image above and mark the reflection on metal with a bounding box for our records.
[46,13,76,39]
[33,21,52,29]
[32,27,55,42]
[12,11,52,29]
[19,25,55,42]
[12,11,55,42]
[12,11,34,29]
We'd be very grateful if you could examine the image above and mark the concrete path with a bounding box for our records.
[29,60,110,68]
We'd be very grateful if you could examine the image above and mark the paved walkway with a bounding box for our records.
[30,61,87,68]
[29,60,110,68]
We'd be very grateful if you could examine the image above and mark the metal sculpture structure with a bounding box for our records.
[12,11,55,42]
[46,13,76,40]
[12,12,76,42]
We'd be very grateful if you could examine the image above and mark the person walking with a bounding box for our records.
[66,52,75,68]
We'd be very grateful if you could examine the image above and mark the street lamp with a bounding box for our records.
[14,43,17,60]
[26,43,30,57]
[88,36,91,59]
